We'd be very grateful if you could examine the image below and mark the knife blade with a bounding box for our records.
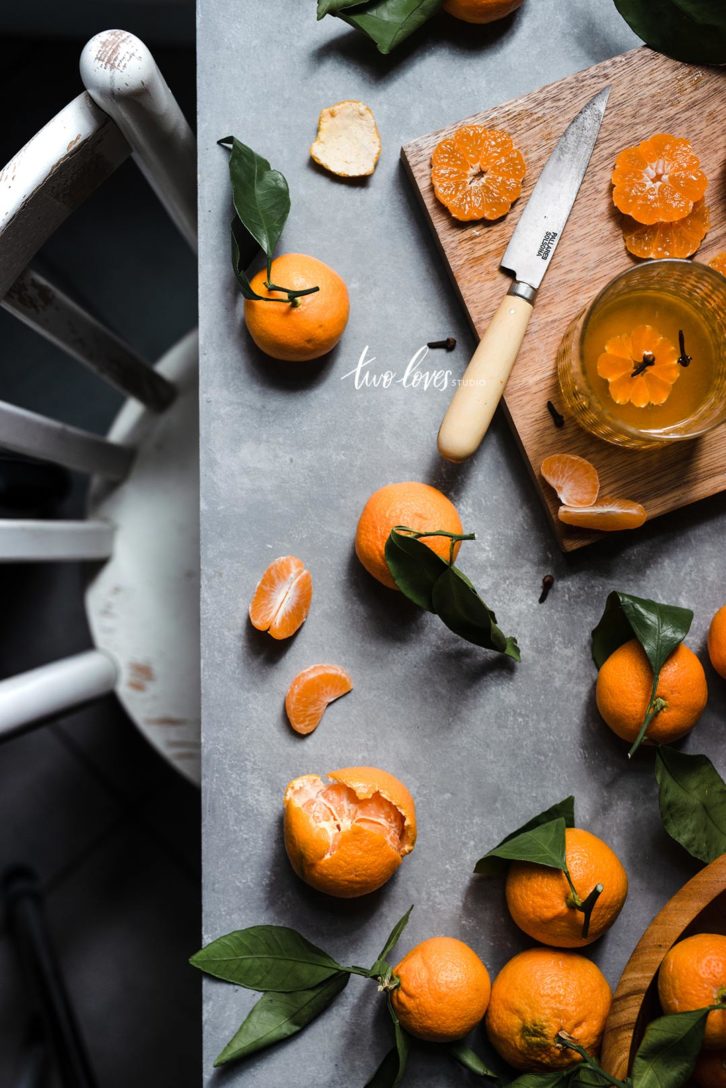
[437,87,610,463]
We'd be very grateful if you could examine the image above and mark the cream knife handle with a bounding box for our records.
[437,290,534,463]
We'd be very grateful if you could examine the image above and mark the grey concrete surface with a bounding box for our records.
[197,4,725,1085]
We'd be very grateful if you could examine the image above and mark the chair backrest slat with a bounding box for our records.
[0,93,130,298]
[0,519,114,562]
[3,267,175,412]
[0,400,133,479]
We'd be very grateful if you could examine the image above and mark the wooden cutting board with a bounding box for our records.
[401,48,726,552]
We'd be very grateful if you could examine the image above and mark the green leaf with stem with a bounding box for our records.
[374,905,414,968]
[448,1040,499,1078]
[474,798,575,876]
[214,972,349,1066]
[591,591,693,757]
[613,0,726,64]
[655,747,726,863]
[338,0,444,54]
[385,529,452,612]
[631,1007,712,1088]
[365,1047,402,1088]
[218,136,290,279]
[317,0,365,15]
[387,996,409,1087]
[189,924,343,990]
[555,1033,630,1088]
[508,1072,576,1088]
[432,566,520,660]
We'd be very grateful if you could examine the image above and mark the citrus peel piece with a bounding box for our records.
[285,664,353,735]
[248,555,312,640]
[310,100,381,178]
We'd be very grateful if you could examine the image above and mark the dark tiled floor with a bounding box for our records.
[0,34,200,1087]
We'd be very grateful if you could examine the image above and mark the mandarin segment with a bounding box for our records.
[283,767,416,897]
[558,498,647,532]
[596,639,707,745]
[505,827,628,947]
[391,937,491,1042]
[355,481,463,589]
[431,126,526,221]
[709,253,726,277]
[597,325,680,408]
[658,933,726,1049]
[285,664,353,735]
[540,453,600,507]
[485,947,612,1071]
[623,199,709,260]
[249,555,312,639]
[612,134,708,225]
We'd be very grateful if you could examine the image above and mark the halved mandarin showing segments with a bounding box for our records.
[285,664,353,735]
[559,498,647,532]
[540,453,600,507]
[431,126,526,221]
[283,766,416,897]
[612,134,707,225]
[248,555,312,640]
[622,199,709,260]
[597,325,680,408]
[709,252,726,276]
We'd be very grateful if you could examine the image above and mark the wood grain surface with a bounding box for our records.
[401,48,726,552]
[600,853,726,1079]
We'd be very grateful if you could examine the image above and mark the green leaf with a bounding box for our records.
[432,566,520,660]
[214,972,348,1066]
[591,591,692,673]
[230,217,271,301]
[631,1008,709,1088]
[317,0,364,16]
[655,748,726,863]
[449,1040,498,1077]
[508,1073,575,1088]
[219,136,290,271]
[385,530,448,612]
[475,817,568,878]
[475,797,575,875]
[388,997,409,1088]
[189,925,343,991]
[376,906,414,965]
[613,0,726,64]
[365,1048,401,1088]
[339,0,444,54]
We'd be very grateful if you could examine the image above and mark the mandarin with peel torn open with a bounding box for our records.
[285,664,352,735]
[249,555,312,640]
[310,100,381,178]
[541,453,600,507]
[612,134,707,225]
[559,498,647,532]
[283,766,416,897]
[432,126,525,221]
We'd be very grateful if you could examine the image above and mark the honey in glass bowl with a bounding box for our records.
[557,260,726,449]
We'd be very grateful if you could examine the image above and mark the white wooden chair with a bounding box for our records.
[0,30,201,783]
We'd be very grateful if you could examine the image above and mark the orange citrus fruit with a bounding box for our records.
[597,325,680,408]
[443,0,522,23]
[244,253,349,362]
[431,126,526,221]
[249,555,312,640]
[355,481,463,590]
[695,1050,726,1088]
[285,664,353,735]
[283,766,416,898]
[658,934,726,1049]
[612,134,708,225]
[391,937,491,1042]
[541,453,600,507]
[486,947,612,1071]
[622,199,709,260]
[505,827,628,948]
[558,498,647,532]
[709,253,726,277]
[596,638,707,745]
[708,605,726,679]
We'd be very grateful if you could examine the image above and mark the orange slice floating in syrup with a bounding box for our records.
[597,325,680,408]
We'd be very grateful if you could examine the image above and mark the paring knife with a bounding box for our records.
[437,87,610,463]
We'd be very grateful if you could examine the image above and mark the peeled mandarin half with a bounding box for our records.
[622,200,709,260]
[540,453,600,507]
[709,252,726,277]
[248,555,312,639]
[285,664,353,735]
[431,126,526,221]
[310,100,381,178]
[558,498,647,532]
[612,133,708,225]
[283,766,416,898]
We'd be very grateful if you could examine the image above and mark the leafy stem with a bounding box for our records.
[555,1032,630,1088]
[563,869,604,939]
[628,693,668,759]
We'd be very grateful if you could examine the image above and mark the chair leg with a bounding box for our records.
[3,868,98,1088]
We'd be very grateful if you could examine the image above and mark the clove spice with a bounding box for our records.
[677,329,692,368]
[427,337,457,351]
[546,400,565,428]
[539,574,555,603]
[631,351,656,378]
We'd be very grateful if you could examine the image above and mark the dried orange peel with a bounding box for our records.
[285,664,352,735]
[431,126,526,221]
[622,199,709,260]
[597,324,679,408]
[612,133,707,226]
[283,766,416,898]
[310,100,381,178]
[248,555,312,639]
